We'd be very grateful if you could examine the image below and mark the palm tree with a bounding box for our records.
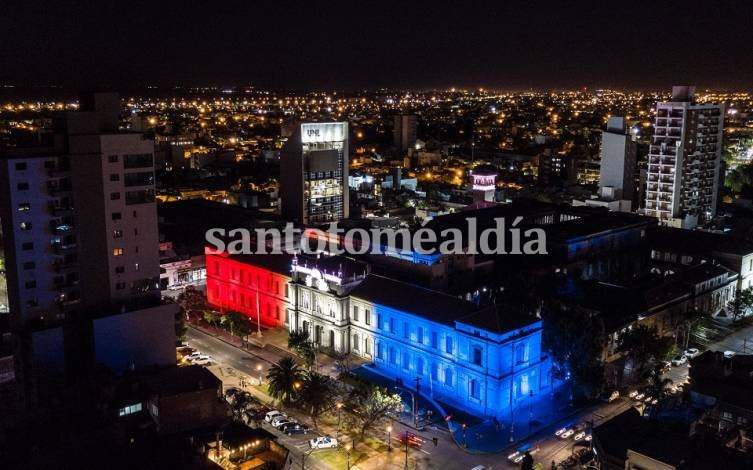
[298,371,335,430]
[266,357,304,406]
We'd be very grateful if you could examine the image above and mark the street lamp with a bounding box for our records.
[257,364,264,385]
[387,424,392,451]
[336,402,343,438]
[345,443,351,470]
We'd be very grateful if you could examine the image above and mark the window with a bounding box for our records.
[108,155,119,163]
[470,379,480,399]
[444,367,453,386]
[416,357,424,376]
[23,262,35,270]
[17,203,30,211]
[113,248,124,256]
[389,318,395,334]
[22,242,33,251]
[113,229,123,238]
[110,174,120,181]
[417,327,424,344]
[15,162,27,171]
[285,284,290,298]
[377,313,383,330]
[118,403,142,417]
[17,182,29,191]
[389,347,397,365]
[364,309,370,325]
[115,266,125,274]
[132,210,137,218]
[431,363,439,381]
[123,153,153,169]
[445,336,453,354]
[403,321,409,339]
[353,305,359,322]
[365,338,371,355]
[431,332,438,349]
[112,212,122,220]
[124,171,154,187]
[515,342,528,364]
[19,222,32,230]
[353,334,360,351]
[110,192,121,200]
[402,352,410,370]
[116,282,126,290]
[377,342,384,360]
[472,346,483,366]
[25,280,36,289]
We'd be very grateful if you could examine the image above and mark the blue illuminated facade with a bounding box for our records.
[347,275,552,420]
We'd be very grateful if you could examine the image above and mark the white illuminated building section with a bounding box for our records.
[472,172,497,203]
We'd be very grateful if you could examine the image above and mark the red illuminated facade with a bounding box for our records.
[205,250,293,329]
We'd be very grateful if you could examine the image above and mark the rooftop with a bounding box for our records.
[143,365,221,397]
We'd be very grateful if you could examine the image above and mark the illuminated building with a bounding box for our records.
[205,252,293,329]
[0,93,176,407]
[471,169,497,204]
[280,122,349,225]
[644,86,724,229]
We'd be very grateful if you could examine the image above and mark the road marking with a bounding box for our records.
[419,448,431,455]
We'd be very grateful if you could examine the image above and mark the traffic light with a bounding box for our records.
[432,437,438,447]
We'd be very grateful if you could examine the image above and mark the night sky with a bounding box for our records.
[1,0,752,91]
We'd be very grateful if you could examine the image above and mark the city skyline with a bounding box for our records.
[1,0,752,91]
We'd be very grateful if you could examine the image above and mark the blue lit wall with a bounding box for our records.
[348,296,552,420]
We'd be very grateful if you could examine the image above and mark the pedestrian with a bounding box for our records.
[551,460,556,470]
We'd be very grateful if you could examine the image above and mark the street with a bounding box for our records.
[187,321,753,470]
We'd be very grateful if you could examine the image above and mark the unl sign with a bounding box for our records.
[301,122,347,143]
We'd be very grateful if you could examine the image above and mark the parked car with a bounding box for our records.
[273,418,296,429]
[684,348,701,359]
[309,436,338,449]
[271,414,291,427]
[265,410,285,422]
[671,355,687,366]
[560,428,575,439]
[283,423,311,435]
[554,427,568,436]
[601,390,619,403]
[573,431,586,441]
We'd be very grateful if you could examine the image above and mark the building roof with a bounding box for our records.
[650,226,753,257]
[350,275,477,325]
[143,365,221,397]
[456,302,540,334]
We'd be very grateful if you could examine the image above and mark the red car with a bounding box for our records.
[398,432,424,447]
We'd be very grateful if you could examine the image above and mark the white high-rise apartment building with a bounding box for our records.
[644,86,724,229]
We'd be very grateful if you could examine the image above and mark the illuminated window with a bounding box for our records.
[118,403,142,417]
[113,229,123,238]
[17,203,30,211]
[113,248,124,256]
[19,222,32,230]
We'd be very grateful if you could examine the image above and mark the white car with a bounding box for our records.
[684,348,701,359]
[573,431,586,441]
[628,390,639,398]
[265,410,285,423]
[192,355,213,365]
[634,393,645,401]
[309,436,338,449]
[584,434,592,442]
[671,355,687,366]
[554,427,567,437]
[507,451,521,462]
[186,351,202,361]
[560,429,575,439]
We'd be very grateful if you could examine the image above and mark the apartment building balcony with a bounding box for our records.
[53,277,79,293]
[52,242,77,254]
[48,201,74,214]
[46,180,72,195]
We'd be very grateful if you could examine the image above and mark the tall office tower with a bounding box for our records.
[393,114,417,152]
[0,93,174,407]
[280,122,349,225]
[644,86,724,229]
[598,117,637,211]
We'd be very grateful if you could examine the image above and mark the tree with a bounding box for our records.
[332,350,353,378]
[203,310,219,328]
[732,288,753,321]
[298,371,336,430]
[541,302,606,398]
[175,306,188,345]
[617,324,674,378]
[288,329,316,368]
[344,381,402,444]
[221,311,249,338]
[646,364,673,399]
[266,357,304,406]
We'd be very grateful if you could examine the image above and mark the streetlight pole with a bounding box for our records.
[387,424,392,452]
[345,443,351,470]
[336,402,343,439]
